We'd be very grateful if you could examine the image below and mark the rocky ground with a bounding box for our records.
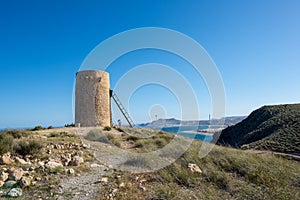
[0,127,119,199]
[0,127,166,199]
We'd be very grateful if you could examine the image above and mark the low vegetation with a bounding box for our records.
[96,130,300,199]
[0,133,13,155]
[218,103,300,154]
[84,127,174,153]
[31,125,45,131]
[13,139,43,157]
[80,127,300,199]
[0,130,36,156]
[103,126,112,131]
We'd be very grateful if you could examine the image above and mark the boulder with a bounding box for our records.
[75,150,83,156]
[119,182,125,188]
[20,176,32,187]
[6,188,23,197]
[0,171,9,182]
[45,161,63,169]
[82,143,90,149]
[61,154,71,166]
[70,156,84,166]
[0,153,13,165]
[139,185,146,191]
[100,177,108,183]
[9,168,24,181]
[15,157,29,165]
[68,168,75,174]
[0,180,4,187]
[38,161,45,167]
[3,180,17,188]
[91,163,103,168]
[188,163,202,173]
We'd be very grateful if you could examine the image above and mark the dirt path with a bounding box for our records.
[54,128,124,200]
[56,162,112,200]
[245,149,300,161]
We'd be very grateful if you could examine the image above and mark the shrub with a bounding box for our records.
[115,127,124,132]
[47,126,54,129]
[84,130,101,141]
[0,133,13,155]
[106,134,115,141]
[50,166,64,174]
[126,135,139,142]
[113,140,121,148]
[49,132,76,138]
[103,126,112,131]
[84,130,110,143]
[154,138,167,148]
[155,184,178,199]
[4,130,29,138]
[49,132,60,137]
[13,139,43,156]
[32,125,44,131]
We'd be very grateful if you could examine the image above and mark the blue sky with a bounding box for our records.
[0,0,299,128]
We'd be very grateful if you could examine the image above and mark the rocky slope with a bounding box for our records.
[217,103,300,154]
[0,128,114,199]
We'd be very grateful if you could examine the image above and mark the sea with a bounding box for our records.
[159,125,224,142]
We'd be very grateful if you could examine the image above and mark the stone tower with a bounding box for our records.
[75,70,111,127]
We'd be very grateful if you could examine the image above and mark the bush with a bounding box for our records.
[4,130,29,138]
[13,139,43,156]
[0,133,13,155]
[50,166,64,174]
[126,135,139,142]
[49,132,60,137]
[106,134,115,141]
[84,130,110,143]
[84,130,101,141]
[49,132,76,138]
[32,126,44,131]
[155,138,167,148]
[115,127,124,132]
[47,126,54,129]
[103,126,112,131]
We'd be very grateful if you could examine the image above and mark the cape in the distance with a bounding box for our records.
[138,116,246,128]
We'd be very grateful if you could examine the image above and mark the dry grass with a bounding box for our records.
[95,128,300,200]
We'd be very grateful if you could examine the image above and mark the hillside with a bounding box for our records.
[0,127,299,199]
[217,104,300,154]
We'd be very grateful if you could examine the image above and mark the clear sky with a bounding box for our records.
[0,0,299,128]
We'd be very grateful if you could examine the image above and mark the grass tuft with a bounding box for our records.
[0,133,13,155]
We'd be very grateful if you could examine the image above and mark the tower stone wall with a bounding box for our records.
[75,70,111,127]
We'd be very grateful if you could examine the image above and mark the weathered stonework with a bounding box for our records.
[75,70,111,127]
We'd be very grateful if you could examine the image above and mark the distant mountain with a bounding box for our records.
[217,104,300,154]
[138,116,246,128]
[139,118,180,128]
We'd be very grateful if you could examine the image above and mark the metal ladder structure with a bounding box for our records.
[110,90,135,127]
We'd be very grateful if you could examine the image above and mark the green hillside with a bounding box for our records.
[217,104,300,154]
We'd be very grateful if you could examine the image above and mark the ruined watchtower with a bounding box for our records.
[75,70,111,127]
